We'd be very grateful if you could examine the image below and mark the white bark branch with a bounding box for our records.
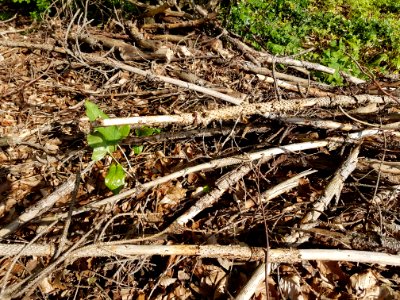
[94,94,395,127]
[285,145,361,244]
[54,140,330,220]
[83,54,243,105]
[0,162,94,238]
[235,263,270,300]
[0,243,398,266]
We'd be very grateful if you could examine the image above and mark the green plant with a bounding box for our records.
[85,100,130,194]
[0,0,51,19]
[85,101,161,193]
[132,126,161,155]
[224,0,400,85]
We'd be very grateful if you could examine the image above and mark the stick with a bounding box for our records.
[0,243,398,265]
[284,145,361,244]
[92,94,396,127]
[54,140,330,221]
[83,54,243,105]
[0,162,94,238]
[235,263,270,300]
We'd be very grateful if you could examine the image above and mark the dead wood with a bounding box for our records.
[1,6,399,299]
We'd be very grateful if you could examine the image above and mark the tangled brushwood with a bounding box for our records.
[0,1,400,299]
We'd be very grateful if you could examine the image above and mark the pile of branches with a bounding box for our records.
[0,1,400,298]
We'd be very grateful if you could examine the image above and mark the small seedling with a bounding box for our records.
[85,101,161,194]
[85,100,130,194]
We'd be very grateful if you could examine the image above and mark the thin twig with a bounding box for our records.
[0,244,398,266]
[54,168,82,259]
[0,162,94,238]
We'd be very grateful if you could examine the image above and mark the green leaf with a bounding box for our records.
[135,126,161,137]
[91,146,108,161]
[87,132,105,148]
[105,163,125,194]
[95,126,123,142]
[132,145,144,155]
[119,125,131,138]
[87,133,116,161]
[85,100,109,121]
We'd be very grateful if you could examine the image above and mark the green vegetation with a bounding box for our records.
[85,101,160,194]
[132,126,161,155]
[225,0,400,84]
[0,0,51,19]
[0,0,139,20]
[85,100,130,194]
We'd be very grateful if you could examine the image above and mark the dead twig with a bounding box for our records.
[92,94,397,127]
[0,243,398,266]
[284,144,361,245]
[0,162,94,238]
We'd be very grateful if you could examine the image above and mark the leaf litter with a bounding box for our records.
[0,2,400,299]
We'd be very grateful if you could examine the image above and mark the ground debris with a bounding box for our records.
[0,3,399,299]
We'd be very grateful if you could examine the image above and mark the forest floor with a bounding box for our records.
[1,3,400,299]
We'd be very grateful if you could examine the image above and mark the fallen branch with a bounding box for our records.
[169,169,317,231]
[0,162,94,238]
[257,74,333,97]
[240,61,333,90]
[0,40,243,105]
[46,140,330,221]
[0,243,398,265]
[83,54,244,105]
[284,144,361,245]
[276,116,360,131]
[92,94,396,127]
[235,263,270,300]
[40,130,388,223]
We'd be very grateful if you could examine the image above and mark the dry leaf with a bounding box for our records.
[279,275,304,300]
[159,275,177,288]
[348,270,377,296]
[39,276,55,294]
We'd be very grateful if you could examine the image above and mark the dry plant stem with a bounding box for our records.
[84,54,243,105]
[235,263,271,300]
[276,117,360,131]
[285,144,361,245]
[0,162,94,238]
[0,13,17,24]
[63,140,330,221]
[96,94,396,127]
[0,243,398,265]
[235,170,316,300]
[258,74,333,97]
[3,225,100,299]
